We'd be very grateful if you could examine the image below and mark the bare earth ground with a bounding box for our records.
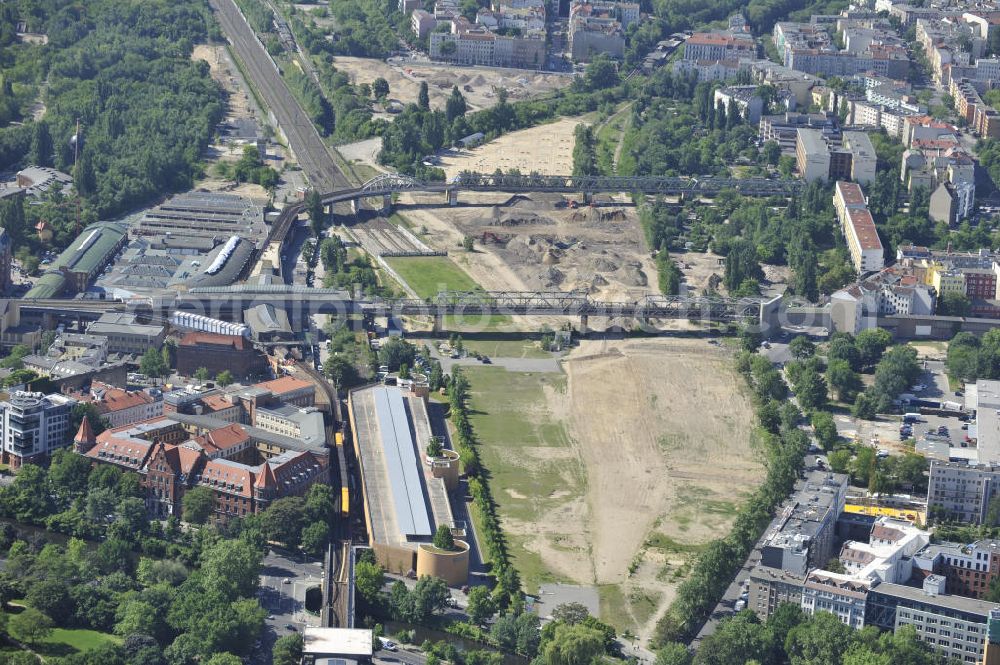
[671,249,791,298]
[478,338,763,642]
[330,57,570,112]
[191,44,279,201]
[438,116,585,178]
[397,193,655,304]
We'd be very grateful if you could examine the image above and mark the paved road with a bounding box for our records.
[209,0,349,193]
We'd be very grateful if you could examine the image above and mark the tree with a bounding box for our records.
[947,331,980,383]
[355,560,385,602]
[262,497,307,549]
[306,189,325,237]
[27,578,73,624]
[325,355,359,389]
[467,585,496,624]
[855,328,892,370]
[723,239,764,293]
[584,56,618,90]
[301,521,330,557]
[827,359,862,402]
[215,370,234,387]
[426,438,444,458]
[411,575,450,622]
[656,643,692,665]
[139,347,167,378]
[827,334,860,371]
[205,654,243,665]
[937,291,971,317]
[789,336,815,359]
[181,486,214,524]
[552,602,590,625]
[828,448,852,474]
[193,367,210,381]
[8,607,54,645]
[273,633,304,665]
[811,411,839,450]
[762,141,781,166]
[785,611,855,665]
[446,86,467,122]
[541,623,604,665]
[793,367,827,410]
[373,77,390,99]
[432,524,456,551]
[30,120,54,167]
[200,539,261,601]
[418,82,430,111]
[378,337,416,372]
[74,148,97,197]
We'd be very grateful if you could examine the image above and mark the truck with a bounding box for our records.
[903,413,921,423]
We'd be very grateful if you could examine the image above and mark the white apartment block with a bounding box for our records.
[0,391,76,468]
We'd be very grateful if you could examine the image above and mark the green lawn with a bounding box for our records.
[461,339,553,360]
[463,366,582,591]
[384,256,480,299]
[37,628,121,657]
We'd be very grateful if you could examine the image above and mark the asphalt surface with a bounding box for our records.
[209,0,350,193]
[254,549,326,664]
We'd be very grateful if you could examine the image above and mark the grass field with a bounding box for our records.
[384,256,480,299]
[463,366,582,591]
[461,339,553,359]
[37,628,121,657]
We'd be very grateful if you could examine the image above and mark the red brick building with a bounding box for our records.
[75,416,328,523]
[176,332,269,381]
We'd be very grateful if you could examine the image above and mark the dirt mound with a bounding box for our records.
[618,263,648,287]
[541,266,564,286]
[470,74,488,86]
[590,257,619,272]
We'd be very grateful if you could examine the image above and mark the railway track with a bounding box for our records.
[208,0,350,193]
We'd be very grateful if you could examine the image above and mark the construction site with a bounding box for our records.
[462,338,763,640]
[331,56,570,113]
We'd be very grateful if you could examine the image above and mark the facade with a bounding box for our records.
[683,31,757,61]
[834,182,884,274]
[842,131,877,185]
[348,383,469,586]
[86,313,166,356]
[796,129,830,182]
[713,86,765,124]
[801,571,870,628]
[0,228,10,294]
[429,28,545,68]
[759,470,848,575]
[175,332,269,381]
[927,462,1000,524]
[25,221,128,298]
[412,9,437,38]
[914,540,1000,599]
[77,416,329,523]
[747,566,806,620]
[84,383,164,429]
[867,576,1000,664]
[568,17,624,61]
[0,391,76,468]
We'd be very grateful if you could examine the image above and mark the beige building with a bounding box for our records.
[796,129,830,182]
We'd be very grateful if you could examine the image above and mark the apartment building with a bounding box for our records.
[748,566,806,620]
[801,571,872,628]
[759,470,848,575]
[867,575,1000,664]
[0,391,76,468]
[913,539,1000,599]
[928,462,1000,524]
[82,382,164,429]
[713,86,764,123]
[796,129,831,182]
[683,31,757,61]
[833,182,884,274]
[569,15,625,61]
[412,9,438,38]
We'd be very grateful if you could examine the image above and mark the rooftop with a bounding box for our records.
[836,180,867,206]
[873,582,1000,617]
[87,312,165,338]
[797,128,830,156]
[303,628,374,658]
[848,208,883,251]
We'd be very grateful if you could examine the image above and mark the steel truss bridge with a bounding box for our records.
[321,172,802,205]
[366,290,767,323]
[12,290,772,327]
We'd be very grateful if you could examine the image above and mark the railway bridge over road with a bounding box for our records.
[326,172,803,212]
[10,291,782,334]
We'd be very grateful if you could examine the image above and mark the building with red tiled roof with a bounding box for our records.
[76,382,163,428]
[80,415,329,523]
[253,376,316,407]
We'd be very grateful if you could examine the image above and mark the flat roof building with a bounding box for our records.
[134,192,266,246]
[87,312,166,356]
[796,128,831,182]
[348,384,468,586]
